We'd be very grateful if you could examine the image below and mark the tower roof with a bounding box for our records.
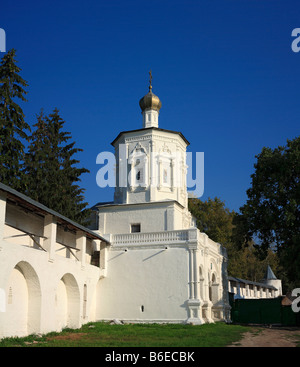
[111,127,190,147]
[263,265,277,280]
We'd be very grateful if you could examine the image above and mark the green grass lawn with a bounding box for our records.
[0,322,251,347]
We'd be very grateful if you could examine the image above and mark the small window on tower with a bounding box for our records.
[163,169,168,184]
[162,163,171,186]
[136,169,144,184]
[131,224,141,233]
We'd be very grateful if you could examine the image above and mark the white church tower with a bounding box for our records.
[92,72,231,324]
[96,71,192,233]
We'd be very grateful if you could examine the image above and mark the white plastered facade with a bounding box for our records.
[0,187,109,339]
[0,87,232,339]
[92,92,231,324]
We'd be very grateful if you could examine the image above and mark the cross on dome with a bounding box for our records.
[149,70,153,92]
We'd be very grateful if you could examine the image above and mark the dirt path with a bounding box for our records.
[229,327,300,347]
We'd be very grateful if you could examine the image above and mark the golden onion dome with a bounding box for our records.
[139,90,162,112]
[139,70,162,113]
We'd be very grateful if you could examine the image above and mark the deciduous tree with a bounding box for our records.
[188,196,279,282]
[238,136,300,290]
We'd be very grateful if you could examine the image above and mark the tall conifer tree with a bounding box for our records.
[0,49,30,189]
[24,108,90,225]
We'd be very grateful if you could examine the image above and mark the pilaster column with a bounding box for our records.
[246,284,249,298]
[76,231,86,269]
[189,249,194,299]
[186,229,204,324]
[43,214,57,262]
[202,235,213,322]
[158,158,162,190]
[149,143,157,201]
[143,156,149,188]
[128,158,134,193]
[170,159,174,192]
[100,240,107,269]
[193,249,199,299]
[237,283,241,298]
[186,247,204,324]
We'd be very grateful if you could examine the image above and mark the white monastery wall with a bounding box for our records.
[228,277,281,300]
[97,201,187,235]
[92,228,231,324]
[96,246,189,322]
[0,190,108,339]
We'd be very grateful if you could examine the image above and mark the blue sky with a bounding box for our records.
[1,0,300,212]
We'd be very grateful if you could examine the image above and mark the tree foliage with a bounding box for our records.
[0,49,30,189]
[23,109,90,225]
[188,196,279,282]
[188,197,235,247]
[189,137,300,291]
[238,137,300,290]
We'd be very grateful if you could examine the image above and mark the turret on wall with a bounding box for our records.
[262,265,282,297]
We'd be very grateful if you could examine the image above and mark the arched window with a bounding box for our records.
[162,162,171,186]
[128,144,148,188]
[209,273,218,304]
